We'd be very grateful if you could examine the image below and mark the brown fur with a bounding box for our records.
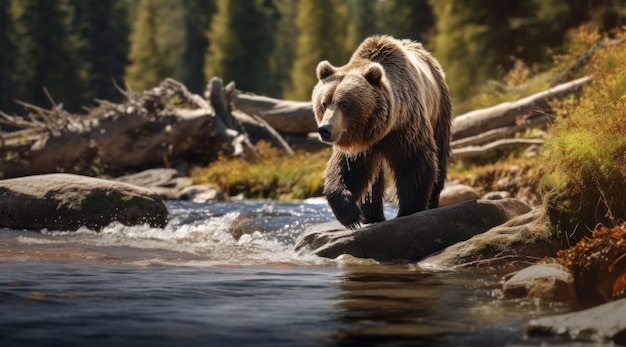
[312,35,452,229]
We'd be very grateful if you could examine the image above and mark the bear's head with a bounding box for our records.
[312,59,394,154]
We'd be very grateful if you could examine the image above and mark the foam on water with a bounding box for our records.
[15,200,336,267]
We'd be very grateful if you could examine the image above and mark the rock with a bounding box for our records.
[178,185,226,202]
[418,207,558,269]
[114,168,192,199]
[0,173,168,231]
[482,191,512,200]
[526,298,626,344]
[502,263,577,304]
[439,183,481,207]
[295,198,531,263]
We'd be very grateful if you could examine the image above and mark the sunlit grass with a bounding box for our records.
[541,28,626,242]
[191,141,329,201]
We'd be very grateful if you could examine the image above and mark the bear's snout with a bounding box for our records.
[318,125,333,141]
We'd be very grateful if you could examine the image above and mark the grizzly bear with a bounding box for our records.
[312,35,452,229]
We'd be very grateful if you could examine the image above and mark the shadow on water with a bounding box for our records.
[0,200,610,346]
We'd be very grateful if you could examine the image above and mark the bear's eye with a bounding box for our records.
[339,101,349,109]
[322,102,327,109]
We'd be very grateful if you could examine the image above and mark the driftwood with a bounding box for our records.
[451,116,547,149]
[233,93,317,134]
[451,76,591,140]
[452,139,545,160]
[0,78,294,179]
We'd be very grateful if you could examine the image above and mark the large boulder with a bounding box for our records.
[0,173,168,231]
[295,198,531,263]
[418,207,558,269]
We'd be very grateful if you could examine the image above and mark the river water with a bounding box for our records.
[0,200,607,346]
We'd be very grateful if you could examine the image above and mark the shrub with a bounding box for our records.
[191,142,328,201]
[541,30,626,243]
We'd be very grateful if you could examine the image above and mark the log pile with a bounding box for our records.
[0,74,592,179]
[0,78,272,179]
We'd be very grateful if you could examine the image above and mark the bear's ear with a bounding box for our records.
[364,63,384,86]
[316,61,336,80]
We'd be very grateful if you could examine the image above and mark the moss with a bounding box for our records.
[191,142,328,201]
[541,29,626,243]
[79,192,148,213]
[475,241,504,259]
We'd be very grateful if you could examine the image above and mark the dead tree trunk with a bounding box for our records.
[0,78,279,179]
[233,93,317,134]
[452,76,591,140]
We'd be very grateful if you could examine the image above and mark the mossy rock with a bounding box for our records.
[0,173,168,231]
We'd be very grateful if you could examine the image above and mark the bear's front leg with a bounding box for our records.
[323,151,376,229]
[360,167,386,224]
[389,149,437,217]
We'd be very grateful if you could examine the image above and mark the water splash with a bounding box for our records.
[15,200,335,267]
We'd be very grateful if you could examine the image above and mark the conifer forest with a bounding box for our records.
[0,0,624,115]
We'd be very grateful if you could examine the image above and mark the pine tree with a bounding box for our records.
[180,0,216,93]
[125,0,164,92]
[346,0,378,51]
[286,0,348,101]
[377,0,433,42]
[9,0,87,112]
[71,0,130,103]
[429,1,534,102]
[0,0,12,113]
[205,0,277,94]
[266,0,296,97]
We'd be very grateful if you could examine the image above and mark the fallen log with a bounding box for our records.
[0,78,274,179]
[451,116,547,149]
[452,76,591,140]
[233,93,317,134]
[451,138,545,161]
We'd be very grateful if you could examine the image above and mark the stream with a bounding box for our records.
[0,200,605,346]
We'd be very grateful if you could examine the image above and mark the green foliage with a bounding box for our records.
[191,142,328,201]
[125,0,163,92]
[376,0,433,43]
[180,0,216,93]
[0,0,11,113]
[205,0,277,94]
[71,0,130,104]
[346,0,378,50]
[541,29,626,242]
[428,0,622,105]
[126,0,216,94]
[265,0,299,98]
[9,0,88,112]
[286,0,349,101]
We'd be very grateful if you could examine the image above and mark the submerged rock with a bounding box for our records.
[0,173,168,231]
[526,298,626,344]
[502,263,576,304]
[295,198,531,263]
